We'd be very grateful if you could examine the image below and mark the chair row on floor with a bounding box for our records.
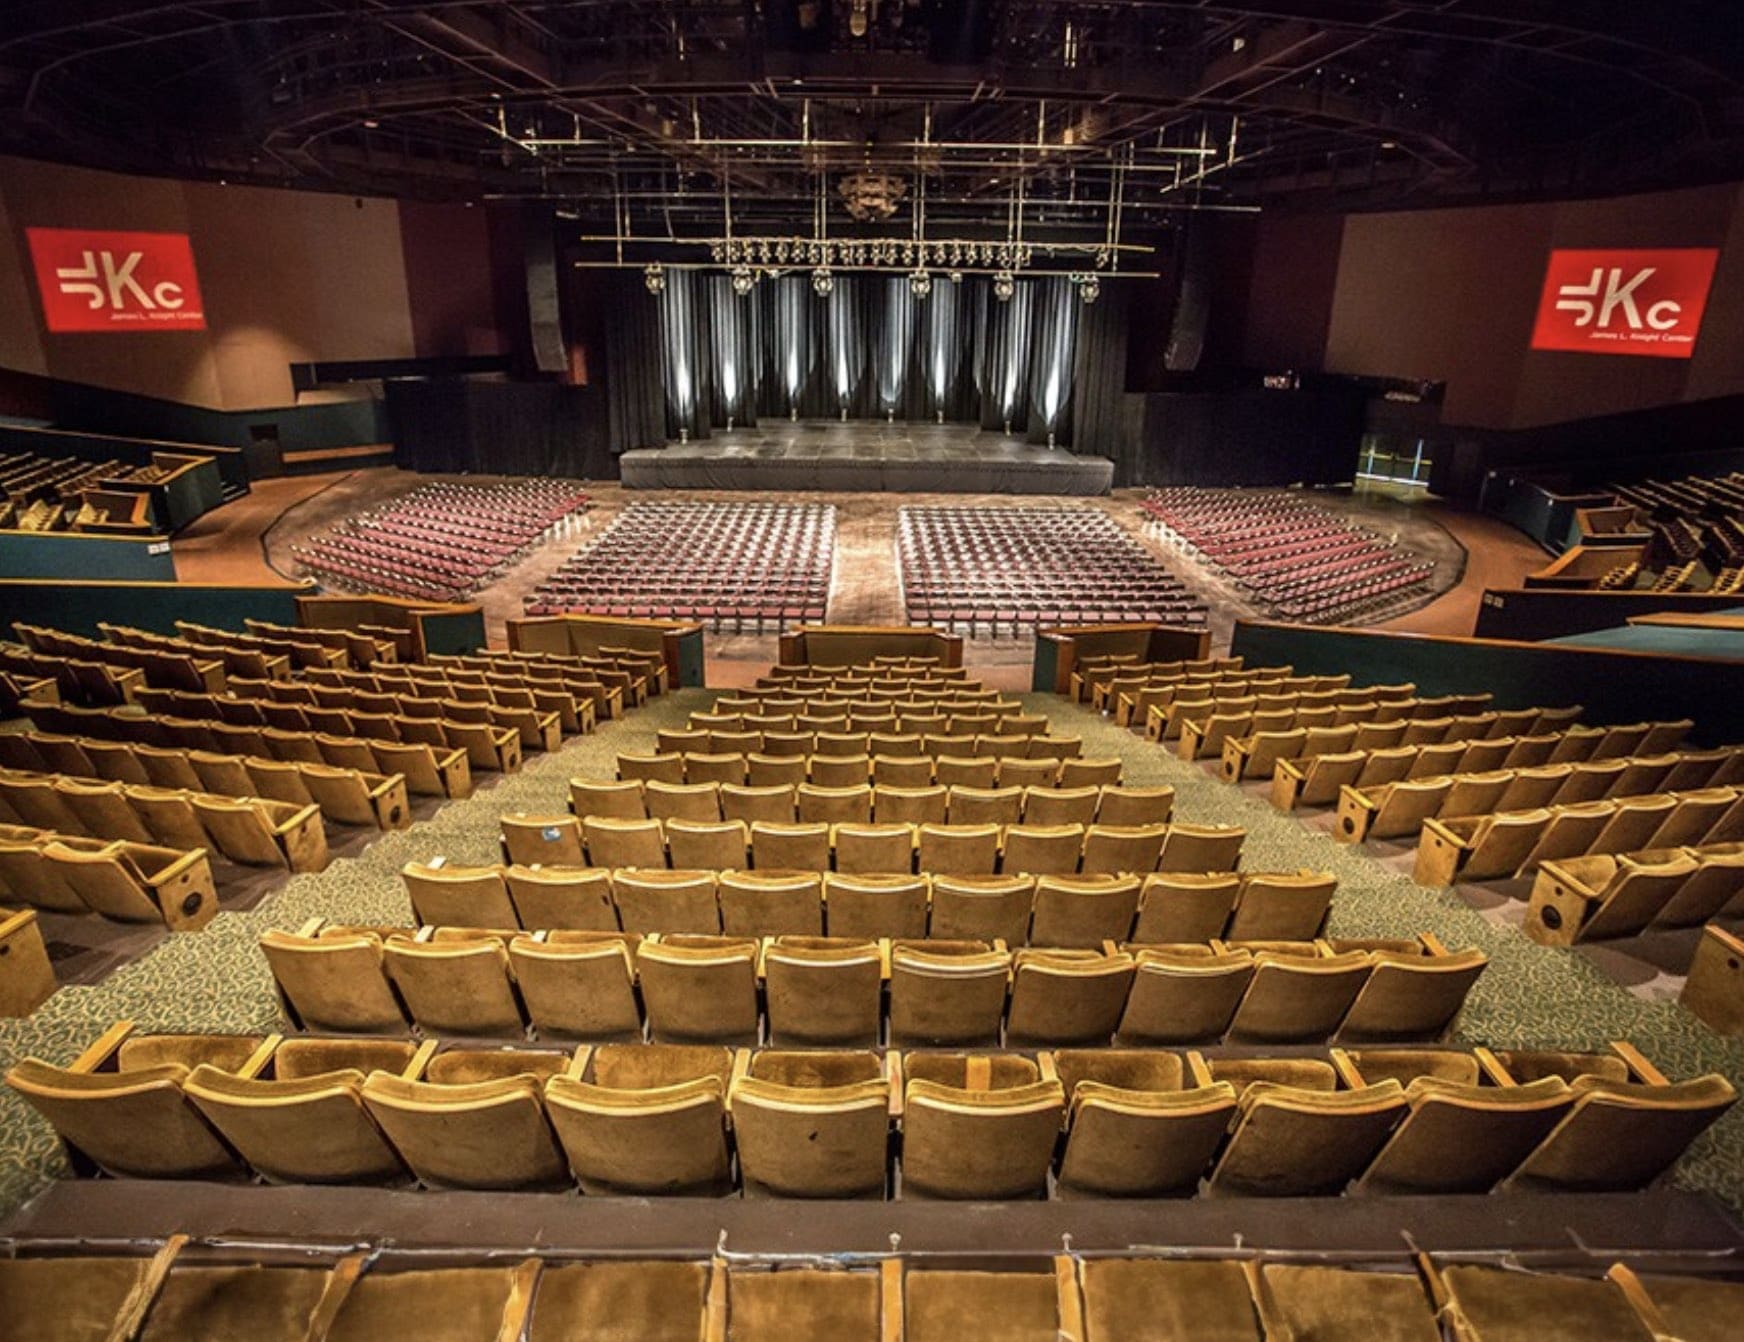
[1105,667,1349,725]
[1151,688,1495,749]
[1336,745,1744,844]
[139,680,559,754]
[1526,841,1744,945]
[689,699,1049,728]
[196,614,397,670]
[1416,786,1744,886]
[500,814,1247,878]
[98,619,293,681]
[625,749,1122,790]
[639,731,1088,765]
[1125,677,1405,733]
[0,643,141,708]
[116,688,524,773]
[1066,653,1251,703]
[13,622,225,694]
[1098,665,1359,716]
[1253,718,1668,794]
[400,864,1337,945]
[0,666,55,718]
[263,919,1480,1047]
[25,699,472,798]
[312,649,653,707]
[0,767,327,872]
[0,823,216,929]
[13,1026,1729,1200]
[7,1249,1742,1342]
[1270,719,1700,810]
[430,646,669,702]
[0,730,410,830]
[579,779,1164,827]
[258,668,601,735]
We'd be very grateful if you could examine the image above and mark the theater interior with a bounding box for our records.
[3,3,1744,1337]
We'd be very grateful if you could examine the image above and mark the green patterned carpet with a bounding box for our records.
[2,690,1742,1217]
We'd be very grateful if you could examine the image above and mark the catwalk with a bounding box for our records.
[619,421,1114,495]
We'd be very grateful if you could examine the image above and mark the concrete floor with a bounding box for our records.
[176,466,1549,674]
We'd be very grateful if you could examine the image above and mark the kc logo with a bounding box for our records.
[26,227,207,333]
[1531,247,1718,359]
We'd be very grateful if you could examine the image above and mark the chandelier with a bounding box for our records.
[837,170,908,222]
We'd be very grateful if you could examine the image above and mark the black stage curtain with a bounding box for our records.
[653,272,1114,440]
[602,271,666,452]
[387,379,617,479]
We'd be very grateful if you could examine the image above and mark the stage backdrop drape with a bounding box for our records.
[653,272,1106,442]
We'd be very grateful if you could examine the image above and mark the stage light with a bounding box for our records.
[1078,273,1100,305]
[993,271,1015,302]
[731,265,756,296]
[812,266,834,296]
[849,0,870,38]
[948,271,963,284]
[910,270,932,300]
[643,263,666,295]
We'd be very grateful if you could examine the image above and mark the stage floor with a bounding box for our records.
[619,422,1113,495]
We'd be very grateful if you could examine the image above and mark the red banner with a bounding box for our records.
[26,227,207,333]
[1530,247,1717,359]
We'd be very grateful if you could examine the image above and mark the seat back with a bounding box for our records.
[509,934,641,1040]
[1117,949,1254,1044]
[636,936,760,1042]
[888,944,1011,1045]
[361,1073,567,1189]
[543,1073,731,1196]
[259,928,406,1031]
[1209,1081,1409,1196]
[382,936,522,1035]
[900,1077,1065,1198]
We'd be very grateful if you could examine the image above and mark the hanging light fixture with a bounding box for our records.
[731,265,756,296]
[992,271,1015,302]
[812,266,834,297]
[643,263,666,295]
[909,270,932,300]
[1078,272,1100,305]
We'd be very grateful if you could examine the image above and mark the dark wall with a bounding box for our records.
[1241,213,1345,370]
[399,202,507,359]
[386,378,617,478]
[1120,376,1364,487]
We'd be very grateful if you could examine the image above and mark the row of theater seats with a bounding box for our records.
[432,646,670,701]
[10,1029,1730,1199]
[14,622,225,694]
[1416,785,1744,886]
[121,687,525,773]
[27,699,472,798]
[1528,842,1744,945]
[526,499,834,628]
[1154,687,1495,749]
[0,730,410,830]
[0,823,215,929]
[1067,653,1248,703]
[101,620,295,680]
[1141,486,1435,622]
[1336,745,1744,843]
[259,664,608,733]
[18,1248,1742,1342]
[170,618,357,673]
[1270,717,1696,810]
[1088,665,1362,720]
[583,777,1161,826]
[295,478,591,602]
[622,750,1120,789]
[400,863,1337,945]
[263,920,1480,1047]
[0,768,327,872]
[898,505,1210,634]
[0,643,141,708]
[638,731,1087,764]
[500,814,1247,878]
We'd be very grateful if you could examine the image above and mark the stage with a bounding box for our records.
[618,422,1113,495]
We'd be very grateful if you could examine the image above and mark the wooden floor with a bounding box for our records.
[170,467,1551,664]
